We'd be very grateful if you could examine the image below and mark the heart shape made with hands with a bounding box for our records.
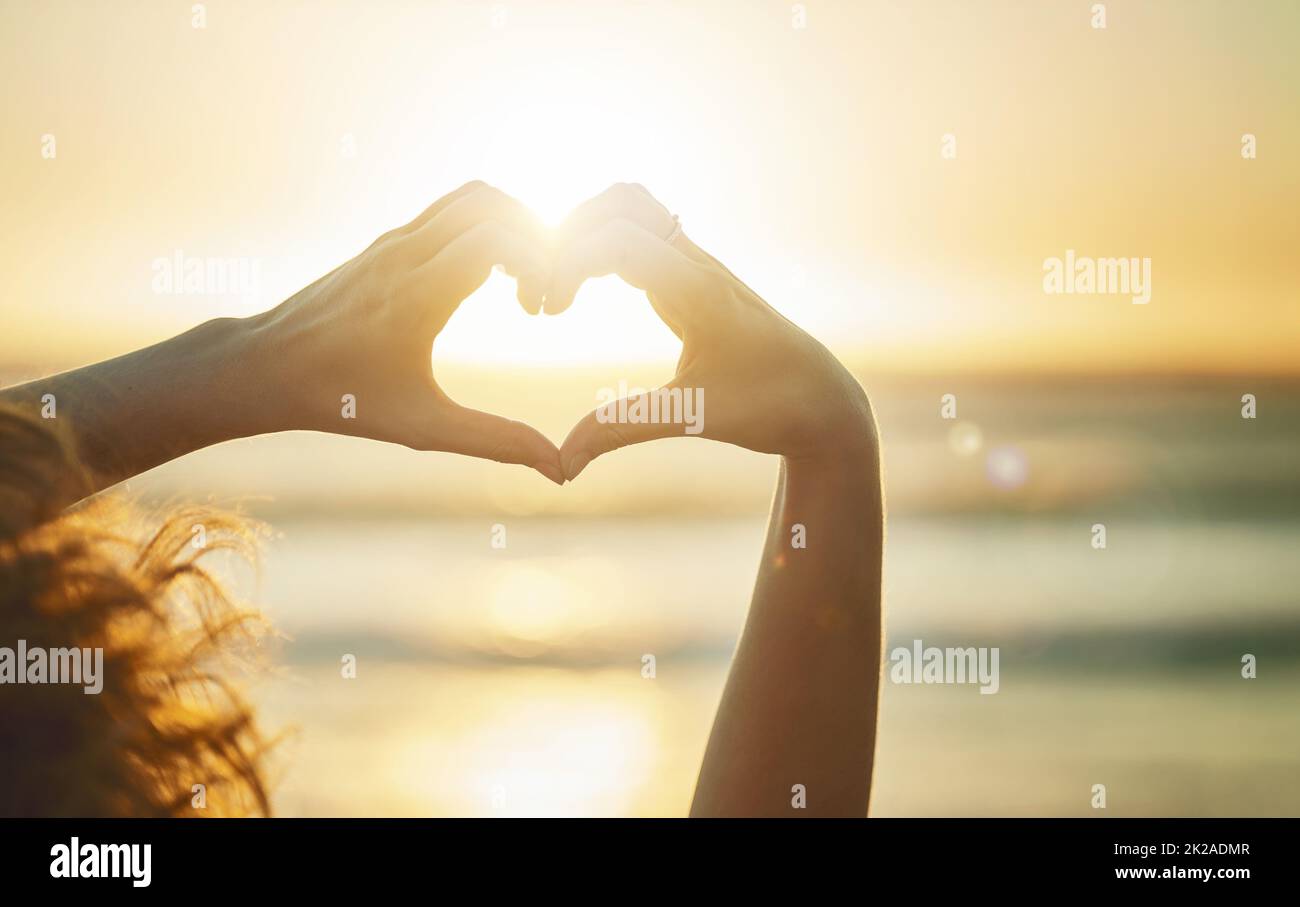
[432,182,710,485]
[339,177,832,490]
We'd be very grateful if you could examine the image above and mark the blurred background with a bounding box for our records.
[2,0,1297,815]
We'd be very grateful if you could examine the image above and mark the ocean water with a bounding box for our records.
[90,374,1300,814]
[235,514,1300,816]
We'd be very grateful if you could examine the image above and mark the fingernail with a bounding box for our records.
[564,451,591,480]
[535,461,565,486]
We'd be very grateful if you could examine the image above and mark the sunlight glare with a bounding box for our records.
[487,563,594,656]
[476,100,656,227]
[463,702,654,817]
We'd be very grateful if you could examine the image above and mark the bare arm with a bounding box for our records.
[0,316,275,500]
[549,184,884,817]
[691,449,882,816]
[0,182,564,506]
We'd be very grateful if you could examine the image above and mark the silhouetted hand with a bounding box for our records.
[248,181,565,483]
[546,183,875,479]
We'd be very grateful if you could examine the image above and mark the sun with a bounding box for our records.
[474,99,658,227]
[428,92,688,366]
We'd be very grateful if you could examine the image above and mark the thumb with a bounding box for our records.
[560,384,702,480]
[436,403,565,485]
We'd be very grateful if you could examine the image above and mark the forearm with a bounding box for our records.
[0,316,271,504]
[690,439,884,817]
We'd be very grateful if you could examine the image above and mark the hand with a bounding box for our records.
[545,184,876,480]
[244,181,566,484]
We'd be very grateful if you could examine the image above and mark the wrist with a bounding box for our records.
[202,313,289,438]
[234,298,346,434]
[793,381,878,467]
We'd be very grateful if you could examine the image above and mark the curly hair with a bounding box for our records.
[0,404,275,816]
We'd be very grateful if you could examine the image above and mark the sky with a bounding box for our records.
[2,0,1297,377]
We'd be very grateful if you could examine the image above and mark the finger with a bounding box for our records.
[394,180,490,237]
[361,181,494,275]
[555,183,673,242]
[559,183,763,305]
[513,266,548,316]
[401,184,545,267]
[397,185,549,313]
[402,220,549,328]
[554,182,708,265]
[437,403,565,485]
[559,383,700,480]
[546,217,712,320]
[384,176,491,240]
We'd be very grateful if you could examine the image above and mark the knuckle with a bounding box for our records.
[599,182,635,212]
[481,188,520,222]
[467,182,506,207]
[368,234,405,270]
[614,182,640,207]
[628,182,663,211]
[368,227,402,253]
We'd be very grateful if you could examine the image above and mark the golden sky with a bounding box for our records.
[2,0,1297,376]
